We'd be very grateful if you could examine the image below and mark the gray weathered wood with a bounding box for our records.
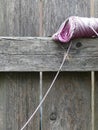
[0,72,40,130]
[42,72,91,130]
[0,0,39,36]
[0,0,20,36]
[94,0,98,17]
[90,2,98,130]
[42,1,92,130]
[0,73,6,130]
[20,0,39,36]
[95,72,98,130]
[0,37,97,71]
[43,0,90,36]
[0,1,97,130]
[0,1,40,130]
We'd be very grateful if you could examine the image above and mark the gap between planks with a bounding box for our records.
[91,71,95,130]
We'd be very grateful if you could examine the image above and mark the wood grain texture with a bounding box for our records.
[42,72,91,130]
[90,0,94,16]
[0,0,39,36]
[20,0,39,36]
[0,74,6,130]
[43,0,90,36]
[0,0,20,36]
[0,0,7,36]
[95,72,98,130]
[0,72,40,130]
[90,1,98,130]
[0,37,97,71]
[0,1,40,130]
[94,0,98,17]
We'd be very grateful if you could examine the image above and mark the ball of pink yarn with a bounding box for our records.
[52,16,98,43]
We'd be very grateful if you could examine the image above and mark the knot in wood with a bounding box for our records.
[50,112,57,121]
[76,42,82,48]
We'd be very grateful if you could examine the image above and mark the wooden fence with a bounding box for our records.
[0,0,98,130]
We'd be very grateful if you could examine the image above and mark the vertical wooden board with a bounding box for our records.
[20,0,40,36]
[42,72,91,130]
[95,72,98,130]
[0,73,40,130]
[43,0,90,36]
[94,0,98,17]
[0,73,6,130]
[0,0,7,36]
[0,0,20,36]
[0,0,39,36]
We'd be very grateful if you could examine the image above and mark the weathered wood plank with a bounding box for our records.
[42,72,91,130]
[0,0,39,36]
[0,72,40,130]
[0,0,6,36]
[94,0,98,17]
[20,0,39,36]
[0,37,97,71]
[0,74,6,130]
[43,0,90,36]
[90,3,98,130]
[0,0,20,36]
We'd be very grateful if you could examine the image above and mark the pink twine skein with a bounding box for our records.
[52,16,98,43]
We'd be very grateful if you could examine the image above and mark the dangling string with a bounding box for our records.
[20,42,72,130]
[89,25,98,36]
[20,24,98,130]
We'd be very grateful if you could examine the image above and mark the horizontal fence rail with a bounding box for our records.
[0,37,98,71]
